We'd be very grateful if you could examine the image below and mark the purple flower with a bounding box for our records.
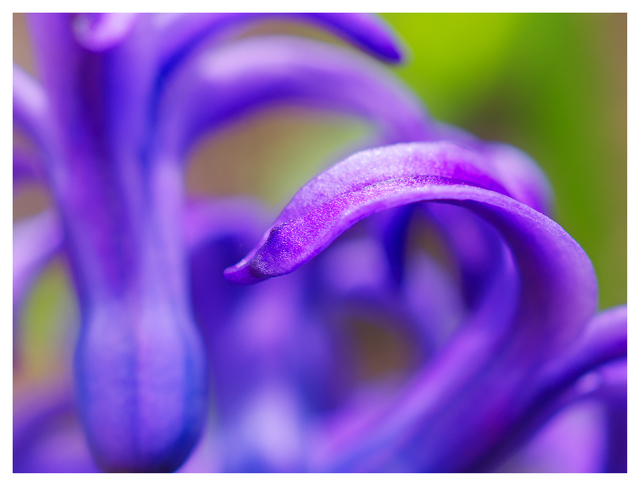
[13,13,626,473]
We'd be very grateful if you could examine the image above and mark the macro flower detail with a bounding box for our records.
[13,13,626,473]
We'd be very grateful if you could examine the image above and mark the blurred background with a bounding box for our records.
[14,13,626,384]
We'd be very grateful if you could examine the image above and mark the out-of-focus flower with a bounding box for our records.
[13,13,626,473]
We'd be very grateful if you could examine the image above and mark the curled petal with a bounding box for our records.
[154,36,431,160]
[225,142,597,471]
[72,13,140,51]
[153,13,403,72]
[225,142,523,283]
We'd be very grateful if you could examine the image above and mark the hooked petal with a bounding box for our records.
[225,142,521,283]
[225,142,597,471]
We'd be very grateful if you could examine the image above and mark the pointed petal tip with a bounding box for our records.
[373,36,404,64]
[223,261,269,285]
[324,13,405,64]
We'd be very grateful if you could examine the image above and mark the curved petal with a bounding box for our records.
[479,142,554,217]
[153,36,431,161]
[13,64,53,153]
[152,13,403,72]
[433,121,554,216]
[225,142,597,471]
[225,142,529,283]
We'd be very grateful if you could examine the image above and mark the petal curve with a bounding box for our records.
[224,141,597,471]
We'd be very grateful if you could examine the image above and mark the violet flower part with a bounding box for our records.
[422,203,511,309]
[314,232,465,360]
[186,198,337,471]
[433,121,554,217]
[15,12,622,474]
[498,358,625,473]
[225,142,534,283]
[152,13,403,71]
[468,306,627,472]
[226,142,598,471]
[154,36,431,161]
[27,14,208,472]
[16,14,441,471]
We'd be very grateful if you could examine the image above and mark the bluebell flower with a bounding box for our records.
[13,13,626,473]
